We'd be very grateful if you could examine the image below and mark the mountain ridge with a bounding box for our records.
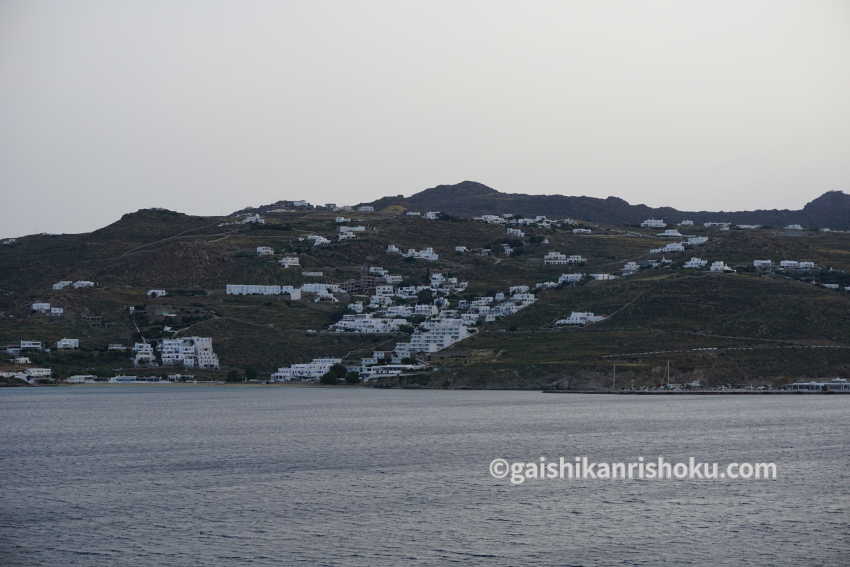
[361,181,850,228]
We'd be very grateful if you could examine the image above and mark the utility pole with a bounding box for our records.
[666,360,671,386]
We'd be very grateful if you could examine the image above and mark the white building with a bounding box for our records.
[335,216,351,223]
[160,336,220,369]
[271,358,343,381]
[589,273,616,281]
[56,338,79,349]
[357,205,375,212]
[257,246,274,256]
[556,312,607,326]
[455,246,468,253]
[279,256,300,268]
[507,228,525,239]
[50,307,64,317]
[678,220,694,226]
[147,289,168,297]
[133,342,157,366]
[52,280,72,290]
[785,224,804,230]
[544,252,586,265]
[20,340,43,350]
[241,213,265,224]
[641,218,666,228]
[572,228,592,234]
[687,236,708,246]
[684,257,708,269]
[710,261,733,272]
[72,281,95,288]
[402,247,439,261]
[32,302,51,313]
[558,273,585,284]
[424,211,440,220]
[658,229,683,237]
[753,260,773,269]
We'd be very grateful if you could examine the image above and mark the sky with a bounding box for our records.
[2,0,849,237]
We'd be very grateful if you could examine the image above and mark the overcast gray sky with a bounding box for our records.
[2,0,849,237]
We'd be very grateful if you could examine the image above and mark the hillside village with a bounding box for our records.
[5,187,850,389]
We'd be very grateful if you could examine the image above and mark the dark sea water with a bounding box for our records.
[0,386,848,566]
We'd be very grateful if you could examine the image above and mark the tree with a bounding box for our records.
[320,363,347,385]
[245,367,258,381]
[226,369,241,383]
[345,372,362,384]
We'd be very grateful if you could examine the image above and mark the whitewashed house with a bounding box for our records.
[658,229,683,237]
[753,260,773,269]
[279,256,300,268]
[710,261,733,272]
[147,289,168,297]
[20,340,43,350]
[72,280,95,288]
[558,273,585,284]
[679,220,694,226]
[424,211,440,220]
[785,224,804,230]
[507,228,525,239]
[50,307,64,317]
[572,228,592,234]
[556,312,606,326]
[52,281,72,290]
[387,244,400,254]
[454,246,468,253]
[641,218,666,228]
[684,257,708,269]
[56,338,79,349]
[257,246,274,256]
[335,216,351,223]
[32,302,51,313]
[271,358,343,382]
[357,205,375,212]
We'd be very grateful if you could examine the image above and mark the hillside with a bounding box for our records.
[3,204,850,387]
[360,181,850,229]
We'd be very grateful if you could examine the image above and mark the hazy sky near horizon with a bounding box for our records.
[2,0,849,236]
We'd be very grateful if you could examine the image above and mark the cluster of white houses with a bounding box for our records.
[31,302,64,316]
[133,336,219,369]
[544,252,586,265]
[386,245,440,261]
[52,280,96,290]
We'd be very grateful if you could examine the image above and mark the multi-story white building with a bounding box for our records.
[271,358,343,381]
[331,314,408,334]
[160,336,220,369]
[507,228,525,239]
[710,261,732,272]
[133,342,157,367]
[20,340,43,350]
[56,338,79,349]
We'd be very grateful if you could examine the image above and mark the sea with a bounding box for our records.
[1,386,847,566]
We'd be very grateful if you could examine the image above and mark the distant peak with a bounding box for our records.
[421,181,498,195]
